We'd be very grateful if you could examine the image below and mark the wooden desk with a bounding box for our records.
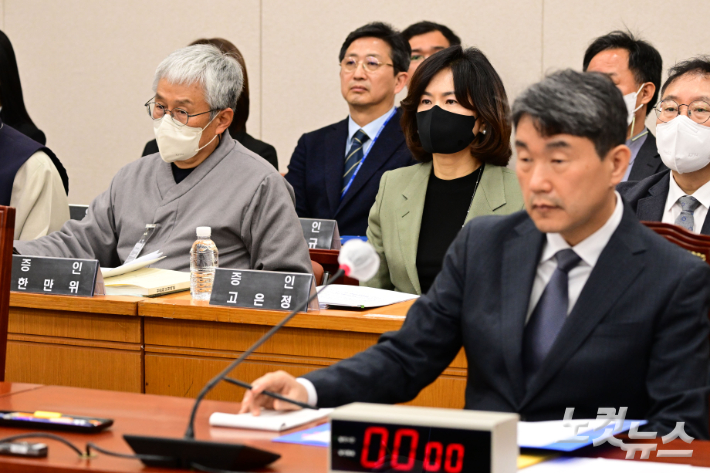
[138,293,466,408]
[7,293,145,393]
[6,292,466,409]
[0,382,706,472]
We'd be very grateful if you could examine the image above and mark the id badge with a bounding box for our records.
[124,224,158,264]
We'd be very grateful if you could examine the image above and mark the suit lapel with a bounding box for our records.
[501,218,545,405]
[701,213,710,235]
[336,110,403,215]
[396,163,431,295]
[466,165,507,223]
[520,207,647,407]
[323,119,349,217]
[636,172,670,222]
[628,134,662,181]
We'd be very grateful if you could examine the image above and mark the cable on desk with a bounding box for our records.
[0,433,84,457]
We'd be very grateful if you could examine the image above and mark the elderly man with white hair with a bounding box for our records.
[14,44,312,274]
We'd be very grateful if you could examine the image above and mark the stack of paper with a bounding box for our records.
[209,408,332,432]
[103,267,190,297]
[101,250,165,278]
[316,285,418,308]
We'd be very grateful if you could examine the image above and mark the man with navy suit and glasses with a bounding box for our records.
[242,70,710,439]
[285,22,415,236]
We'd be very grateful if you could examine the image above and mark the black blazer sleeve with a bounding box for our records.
[644,261,710,438]
[284,134,310,218]
[303,220,470,406]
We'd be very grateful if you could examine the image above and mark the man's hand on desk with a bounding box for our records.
[239,371,308,415]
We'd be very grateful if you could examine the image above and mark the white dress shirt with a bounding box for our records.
[345,106,396,158]
[299,193,624,406]
[525,192,624,322]
[661,173,710,234]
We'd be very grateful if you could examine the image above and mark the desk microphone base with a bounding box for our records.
[123,434,281,470]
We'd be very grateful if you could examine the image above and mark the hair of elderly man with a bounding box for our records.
[661,56,710,96]
[153,44,243,117]
[512,69,627,159]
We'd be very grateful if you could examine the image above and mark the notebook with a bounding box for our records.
[103,267,190,297]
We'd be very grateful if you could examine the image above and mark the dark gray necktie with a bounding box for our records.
[523,248,582,383]
[674,195,701,232]
[342,129,370,198]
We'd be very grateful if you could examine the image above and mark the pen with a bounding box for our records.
[224,377,317,410]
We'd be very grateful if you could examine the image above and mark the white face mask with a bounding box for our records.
[657,115,710,174]
[623,84,645,126]
[153,113,219,163]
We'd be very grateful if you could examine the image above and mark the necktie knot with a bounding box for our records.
[555,249,581,274]
[352,129,369,145]
[679,195,701,213]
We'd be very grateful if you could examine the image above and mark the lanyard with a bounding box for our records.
[341,108,397,198]
[124,224,158,264]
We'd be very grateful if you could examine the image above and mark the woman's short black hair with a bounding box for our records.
[338,22,410,75]
[400,46,512,166]
[402,21,461,47]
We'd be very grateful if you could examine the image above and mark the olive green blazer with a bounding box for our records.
[362,161,525,295]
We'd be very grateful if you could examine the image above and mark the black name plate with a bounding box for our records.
[11,255,99,297]
[209,269,315,312]
[299,218,341,250]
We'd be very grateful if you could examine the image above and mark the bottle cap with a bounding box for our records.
[196,226,211,238]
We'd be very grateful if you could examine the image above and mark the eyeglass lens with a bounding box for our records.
[147,103,190,125]
[656,100,710,124]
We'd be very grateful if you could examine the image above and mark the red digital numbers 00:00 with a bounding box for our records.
[360,426,464,472]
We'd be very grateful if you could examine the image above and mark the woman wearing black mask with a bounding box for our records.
[362,45,523,295]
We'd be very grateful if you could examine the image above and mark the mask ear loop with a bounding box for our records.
[628,84,646,140]
[196,111,223,153]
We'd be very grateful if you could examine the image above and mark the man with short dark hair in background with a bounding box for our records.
[619,57,710,235]
[584,30,667,181]
[402,21,461,83]
[285,22,415,236]
[241,70,710,439]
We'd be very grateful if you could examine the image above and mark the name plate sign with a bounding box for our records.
[300,218,341,250]
[11,255,100,297]
[209,269,316,312]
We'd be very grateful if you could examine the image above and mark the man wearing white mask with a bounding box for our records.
[584,31,667,181]
[619,57,710,235]
[14,45,312,273]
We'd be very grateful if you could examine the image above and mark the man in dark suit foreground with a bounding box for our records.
[619,57,710,235]
[285,22,415,236]
[241,70,710,438]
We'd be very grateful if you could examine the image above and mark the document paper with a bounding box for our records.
[316,285,418,308]
[101,250,165,278]
[518,418,646,451]
[209,408,333,432]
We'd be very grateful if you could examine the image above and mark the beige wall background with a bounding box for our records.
[2,0,709,204]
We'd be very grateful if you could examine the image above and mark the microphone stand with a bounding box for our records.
[123,268,345,471]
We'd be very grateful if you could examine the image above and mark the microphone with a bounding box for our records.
[123,240,380,471]
[337,238,379,282]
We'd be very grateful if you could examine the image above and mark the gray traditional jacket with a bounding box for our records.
[14,131,313,275]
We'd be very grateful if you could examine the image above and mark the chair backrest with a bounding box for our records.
[311,260,324,286]
[69,204,89,221]
[0,206,16,382]
[642,221,710,264]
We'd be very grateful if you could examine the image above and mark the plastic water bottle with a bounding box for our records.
[190,226,218,301]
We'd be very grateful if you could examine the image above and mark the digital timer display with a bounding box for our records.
[330,419,491,473]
